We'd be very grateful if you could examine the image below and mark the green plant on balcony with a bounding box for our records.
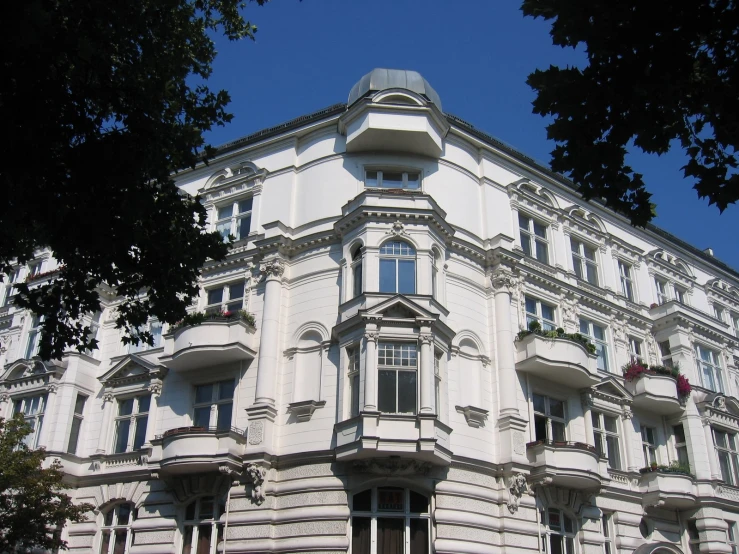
[622,360,691,398]
[515,320,597,355]
[639,460,692,477]
[171,309,257,332]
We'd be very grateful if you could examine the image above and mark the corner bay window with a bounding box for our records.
[215,197,252,241]
[14,394,46,448]
[365,170,420,190]
[194,380,234,431]
[347,346,360,417]
[714,428,739,486]
[592,411,621,469]
[697,345,724,392]
[351,487,429,554]
[114,395,150,453]
[525,296,556,331]
[379,241,416,294]
[378,343,417,415]
[539,507,576,554]
[99,503,135,554]
[579,318,609,372]
[519,213,549,264]
[533,394,566,443]
[570,238,599,285]
[182,496,225,554]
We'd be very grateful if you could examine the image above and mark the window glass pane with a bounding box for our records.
[409,491,428,513]
[378,370,397,413]
[520,234,532,257]
[550,536,564,554]
[117,504,131,525]
[217,206,232,220]
[133,416,148,449]
[397,371,417,414]
[573,258,583,279]
[549,399,565,419]
[67,418,82,454]
[533,221,547,238]
[584,245,596,260]
[533,394,546,414]
[118,398,134,416]
[535,240,548,263]
[216,402,233,431]
[113,529,127,554]
[406,173,420,189]
[604,415,618,433]
[218,380,235,400]
[352,517,371,554]
[379,259,397,293]
[207,289,223,306]
[366,171,378,187]
[195,384,213,404]
[719,451,733,484]
[586,263,598,285]
[238,198,253,214]
[674,424,686,443]
[193,406,211,428]
[519,214,530,230]
[353,262,363,297]
[74,394,87,415]
[137,395,151,413]
[229,283,244,302]
[382,172,404,188]
[377,518,404,554]
[196,524,212,554]
[99,530,111,554]
[606,436,621,469]
[200,498,214,518]
[353,490,372,511]
[398,260,416,294]
[114,420,130,453]
[185,501,196,520]
[378,488,405,511]
[525,297,537,315]
[591,412,601,429]
[235,215,251,240]
[541,303,554,322]
[549,509,561,530]
[409,518,429,554]
[534,415,547,441]
[552,421,566,441]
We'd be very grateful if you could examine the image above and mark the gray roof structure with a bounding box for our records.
[347,68,443,111]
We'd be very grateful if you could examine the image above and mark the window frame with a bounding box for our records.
[592,410,622,469]
[533,393,567,443]
[214,196,253,242]
[570,237,599,286]
[641,425,659,466]
[204,281,246,315]
[539,507,577,554]
[99,503,136,554]
[181,496,226,554]
[696,344,724,393]
[628,336,643,365]
[113,394,152,454]
[579,318,609,372]
[524,295,557,331]
[67,392,88,455]
[347,345,361,418]
[127,319,163,354]
[13,393,47,449]
[617,260,635,301]
[727,521,739,554]
[193,380,235,431]
[377,342,418,415]
[518,213,550,264]
[379,241,416,295]
[672,423,689,468]
[364,169,421,191]
[714,428,739,486]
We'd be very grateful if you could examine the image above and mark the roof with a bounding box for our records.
[347,68,443,111]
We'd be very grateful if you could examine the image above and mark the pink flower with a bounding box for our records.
[676,374,692,397]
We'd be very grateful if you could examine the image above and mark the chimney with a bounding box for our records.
[703,247,714,256]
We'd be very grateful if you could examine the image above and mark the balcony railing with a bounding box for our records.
[526,439,597,453]
[156,425,245,440]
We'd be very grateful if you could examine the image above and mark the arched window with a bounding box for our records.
[181,496,226,554]
[351,487,429,554]
[380,241,416,294]
[458,339,481,408]
[294,331,322,403]
[99,503,136,554]
[539,507,576,554]
[351,244,363,298]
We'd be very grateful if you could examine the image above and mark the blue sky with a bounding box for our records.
[202,0,738,270]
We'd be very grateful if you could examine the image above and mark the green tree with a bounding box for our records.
[0,415,92,550]
[522,0,739,226]
[1,0,269,360]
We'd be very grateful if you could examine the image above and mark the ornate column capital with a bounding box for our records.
[102,391,115,404]
[260,258,285,280]
[148,381,163,397]
[491,268,517,293]
[419,334,434,346]
[364,331,380,343]
[46,383,59,394]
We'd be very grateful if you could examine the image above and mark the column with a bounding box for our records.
[622,409,636,471]
[38,383,59,449]
[144,382,161,445]
[492,269,519,416]
[419,330,434,414]
[581,392,594,445]
[702,418,720,479]
[254,258,284,406]
[363,329,378,411]
[97,391,115,453]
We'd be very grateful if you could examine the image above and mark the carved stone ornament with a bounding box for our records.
[148,382,163,396]
[507,473,528,514]
[456,405,489,428]
[102,391,115,404]
[248,421,264,445]
[419,334,434,346]
[0,392,9,404]
[352,459,432,476]
[260,259,285,279]
[364,331,380,343]
[714,395,727,411]
[46,383,59,394]
[244,463,267,505]
[491,269,516,292]
[385,220,410,239]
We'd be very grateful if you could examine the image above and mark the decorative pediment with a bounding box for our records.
[100,354,168,388]
[0,359,63,393]
[362,294,437,322]
[706,278,739,307]
[585,378,633,411]
[200,161,266,205]
[647,249,694,280]
[700,393,739,432]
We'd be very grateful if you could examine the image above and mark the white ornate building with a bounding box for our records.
[2,69,739,554]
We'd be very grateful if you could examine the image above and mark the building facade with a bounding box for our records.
[1,69,739,554]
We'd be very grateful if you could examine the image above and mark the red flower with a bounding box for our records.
[676,374,692,398]
[222,311,233,317]
[623,362,648,382]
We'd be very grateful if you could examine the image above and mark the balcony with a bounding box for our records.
[515,334,600,388]
[526,440,603,490]
[334,413,452,466]
[159,317,256,371]
[148,426,246,475]
[639,469,696,509]
[625,373,683,415]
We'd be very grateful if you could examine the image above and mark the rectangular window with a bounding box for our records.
[727,521,738,554]
[193,380,234,431]
[205,282,245,314]
[659,340,674,368]
[128,320,163,353]
[579,318,609,372]
[365,170,421,190]
[67,393,88,455]
[696,345,723,392]
[628,336,643,365]
[641,425,658,466]
[28,260,44,278]
[13,394,46,448]
[674,286,687,304]
[113,395,151,453]
[434,353,441,416]
[533,393,566,443]
[347,346,360,418]
[655,278,670,304]
[215,197,252,242]
[377,343,417,414]
[2,268,20,307]
[618,260,634,301]
[379,242,416,295]
[352,260,363,298]
[715,305,727,323]
[592,411,621,469]
[25,315,42,359]
[570,238,599,285]
[714,429,739,486]
[525,296,556,331]
[673,424,689,468]
[602,513,613,554]
[733,314,739,339]
[518,214,549,264]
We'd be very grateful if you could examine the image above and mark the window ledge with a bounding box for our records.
[455,405,488,428]
[288,399,326,422]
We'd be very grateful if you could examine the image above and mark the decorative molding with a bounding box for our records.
[455,405,489,428]
[287,399,326,422]
[244,463,267,505]
[507,473,528,514]
[364,331,380,343]
[260,258,285,279]
[248,421,264,445]
[385,220,411,239]
[352,458,432,476]
[419,333,434,346]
